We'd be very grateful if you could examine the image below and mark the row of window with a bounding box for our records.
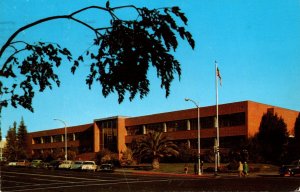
[33,133,79,144]
[126,113,246,136]
[184,136,246,149]
[32,146,94,155]
[125,136,246,152]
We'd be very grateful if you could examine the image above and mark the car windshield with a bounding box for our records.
[84,162,94,165]
[50,160,60,164]
[74,161,83,164]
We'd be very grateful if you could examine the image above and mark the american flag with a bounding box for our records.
[216,67,222,86]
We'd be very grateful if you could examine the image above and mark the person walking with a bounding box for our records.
[238,161,243,177]
[243,161,249,177]
[200,161,204,173]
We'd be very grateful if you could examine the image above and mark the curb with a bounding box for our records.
[116,169,279,178]
[131,171,213,178]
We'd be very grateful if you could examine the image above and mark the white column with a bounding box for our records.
[163,123,167,132]
[187,120,191,130]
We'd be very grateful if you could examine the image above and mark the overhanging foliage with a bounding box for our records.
[0,3,194,112]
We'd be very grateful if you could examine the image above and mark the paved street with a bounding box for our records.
[1,166,300,192]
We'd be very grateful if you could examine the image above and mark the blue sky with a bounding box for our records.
[1,0,300,138]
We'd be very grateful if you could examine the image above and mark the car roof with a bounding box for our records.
[74,161,84,163]
[62,160,73,163]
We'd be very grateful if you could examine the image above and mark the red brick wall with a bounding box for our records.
[125,101,248,126]
[27,123,93,156]
[247,101,299,137]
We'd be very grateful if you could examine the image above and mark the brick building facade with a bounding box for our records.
[27,101,299,160]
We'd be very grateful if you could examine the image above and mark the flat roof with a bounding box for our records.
[93,116,130,122]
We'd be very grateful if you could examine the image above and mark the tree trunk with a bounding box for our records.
[152,158,160,170]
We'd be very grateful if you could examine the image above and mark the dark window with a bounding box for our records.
[166,120,187,132]
[33,137,41,144]
[190,116,214,130]
[53,135,62,143]
[126,126,143,136]
[201,116,215,129]
[146,123,163,133]
[43,136,51,143]
[67,133,74,141]
[77,126,94,153]
[219,113,245,128]
[189,112,245,130]
[102,120,118,153]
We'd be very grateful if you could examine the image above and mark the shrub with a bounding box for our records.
[95,149,120,166]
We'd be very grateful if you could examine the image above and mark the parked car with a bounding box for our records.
[8,161,18,167]
[99,163,114,172]
[70,161,84,170]
[30,160,44,168]
[58,160,73,170]
[45,160,62,170]
[16,160,30,167]
[0,159,7,166]
[279,160,300,176]
[81,161,97,172]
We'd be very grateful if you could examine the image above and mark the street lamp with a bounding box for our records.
[185,98,202,175]
[54,119,67,161]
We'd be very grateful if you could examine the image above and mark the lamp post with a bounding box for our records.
[54,119,67,161]
[185,98,201,175]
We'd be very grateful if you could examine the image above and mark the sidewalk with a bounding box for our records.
[115,168,279,178]
[132,171,212,178]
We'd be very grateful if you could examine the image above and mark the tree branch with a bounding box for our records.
[69,16,102,37]
[3,48,26,69]
[0,5,116,60]
[0,4,147,60]
[0,15,68,59]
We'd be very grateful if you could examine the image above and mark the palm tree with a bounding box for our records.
[137,131,179,170]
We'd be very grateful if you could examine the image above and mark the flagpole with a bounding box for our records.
[215,61,220,174]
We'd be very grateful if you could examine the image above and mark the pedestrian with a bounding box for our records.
[243,161,249,177]
[238,161,243,177]
[184,163,188,174]
[200,161,204,173]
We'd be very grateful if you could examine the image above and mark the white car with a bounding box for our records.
[81,161,97,172]
[8,161,17,166]
[70,161,84,170]
[58,160,73,169]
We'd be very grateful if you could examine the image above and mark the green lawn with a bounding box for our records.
[151,163,279,174]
